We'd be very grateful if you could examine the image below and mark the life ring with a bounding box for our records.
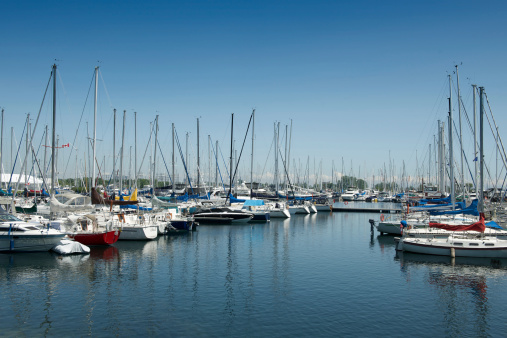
[166,213,172,220]
[380,214,385,222]
[344,201,348,205]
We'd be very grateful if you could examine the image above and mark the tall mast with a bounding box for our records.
[92,66,98,188]
[134,111,137,189]
[44,125,48,189]
[456,65,464,199]
[215,140,218,188]
[288,120,292,190]
[448,75,455,210]
[274,123,279,194]
[51,64,56,199]
[185,132,189,181]
[229,113,234,204]
[208,135,211,192]
[172,123,175,192]
[250,109,255,198]
[284,125,288,192]
[428,143,431,186]
[472,84,478,193]
[25,114,29,185]
[113,108,116,190]
[0,108,3,189]
[11,127,13,184]
[479,87,484,214]
[120,110,125,193]
[197,117,200,192]
[153,115,159,191]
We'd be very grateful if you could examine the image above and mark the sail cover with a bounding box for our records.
[429,215,486,233]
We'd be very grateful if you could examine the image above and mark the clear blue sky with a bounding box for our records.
[1,0,506,188]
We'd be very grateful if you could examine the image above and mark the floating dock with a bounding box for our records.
[332,203,403,213]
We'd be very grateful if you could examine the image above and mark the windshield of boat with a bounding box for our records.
[0,214,24,222]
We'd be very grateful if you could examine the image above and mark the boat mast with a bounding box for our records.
[208,134,211,193]
[250,109,255,199]
[288,120,292,192]
[0,108,3,190]
[228,113,234,205]
[92,66,98,188]
[0,108,4,189]
[197,117,200,193]
[113,108,116,191]
[120,110,125,194]
[479,86,484,214]
[172,122,175,193]
[215,140,218,188]
[472,84,478,194]
[50,64,57,218]
[153,115,158,192]
[448,75,455,210]
[456,65,465,200]
[134,111,137,190]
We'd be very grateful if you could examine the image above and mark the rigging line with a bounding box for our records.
[278,147,295,199]
[209,137,226,192]
[136,120,155,182]
[155,138,174,187]
[12,67,52,200]
[8,119,27,188]
[29,140,48,193]
[56,68,76,180]
[98,70,115,109]
[258,135,274,185]
[94,156,104,186]
[218,142,230,179]
[174,128,194,195]
[483,104,507,176]
[226,112,254,202]
[27,129,47,190]
[451,119,475,188]
[484,92,507,171]
[62,70,95,177]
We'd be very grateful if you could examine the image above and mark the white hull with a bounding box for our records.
[341,194,356,201]
[118,225,158,240]
[0,232,65,252]
[288,206,310,214]
[397,236,507,258]
[315,204,332,212]
[269,209,291,218]
[377,222,402,235]
[308,205,317,213]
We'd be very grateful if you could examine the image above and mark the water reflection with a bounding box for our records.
[396,251,507,337]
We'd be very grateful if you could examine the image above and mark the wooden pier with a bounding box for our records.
[331,203,403,213]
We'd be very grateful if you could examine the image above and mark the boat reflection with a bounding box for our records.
[89,245,120,261]
[395,251,507,337]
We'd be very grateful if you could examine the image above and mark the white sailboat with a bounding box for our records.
[396,86,507,258]
[1,64,65,252]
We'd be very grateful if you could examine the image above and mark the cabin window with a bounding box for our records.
[485,243,495,246]
[453,242,463,246]
[469,243,479,246]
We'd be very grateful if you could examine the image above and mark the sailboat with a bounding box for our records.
[0,64,65,252]
[396,86,507,258]
[67,67,120,246]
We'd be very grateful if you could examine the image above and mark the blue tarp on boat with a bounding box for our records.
[486,221,503,229]
[230,194,246,203]
[243,200,265,206]
[429,199,479,216]
[419,195,451,205]
[120,204,153,211]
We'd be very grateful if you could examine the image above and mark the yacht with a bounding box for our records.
[0,212,65,252]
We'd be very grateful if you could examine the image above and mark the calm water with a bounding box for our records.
[2,206,507,337]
